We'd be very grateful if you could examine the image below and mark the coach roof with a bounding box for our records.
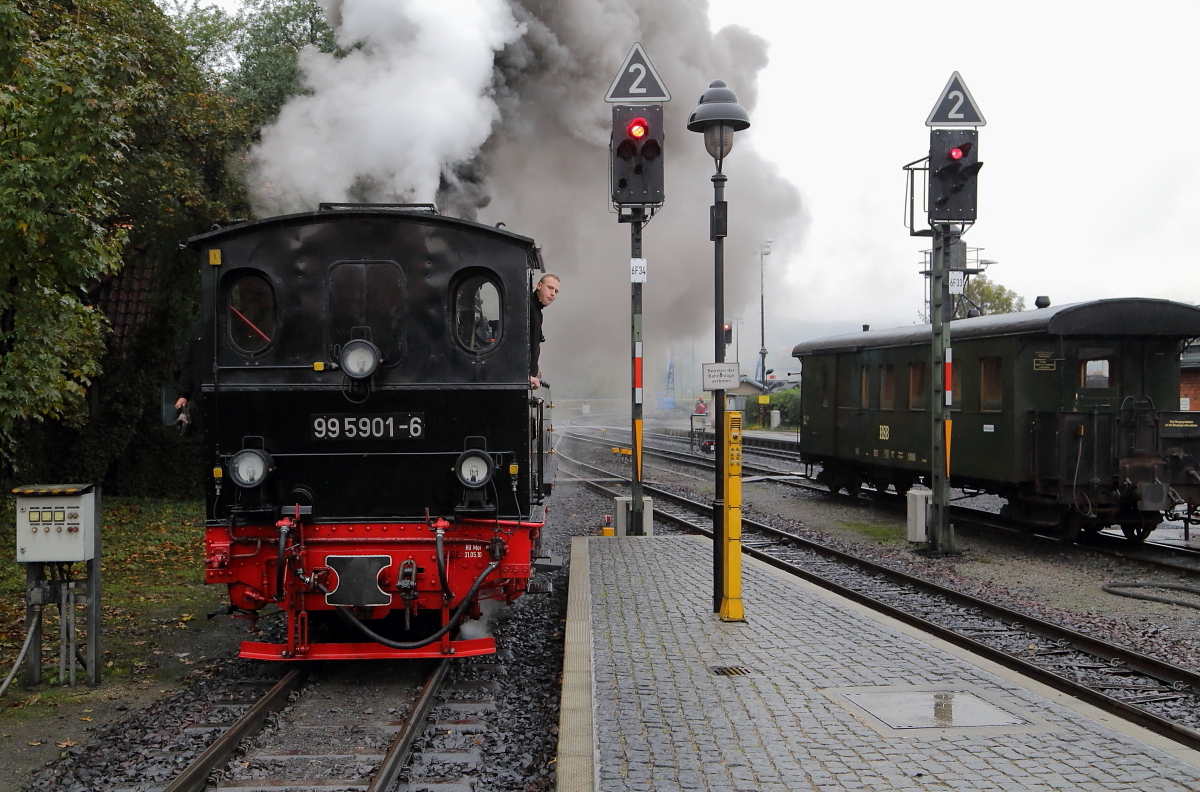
[791,298,1200,358]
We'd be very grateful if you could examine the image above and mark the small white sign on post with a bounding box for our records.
[631,258,647,282]
[702,362,739,390]
[948,270,964,295]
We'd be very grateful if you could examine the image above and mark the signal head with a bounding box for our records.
[627,117,649,140]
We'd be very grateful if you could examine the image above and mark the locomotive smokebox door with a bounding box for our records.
[324,556,392,607]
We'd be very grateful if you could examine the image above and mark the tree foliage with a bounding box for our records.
[225,0,344,125]
[959,273,1025,317]
[0,3,138,441]
[1,1,252,485]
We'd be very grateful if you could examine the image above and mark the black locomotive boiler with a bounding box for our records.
[791,298,1200,542]
[186,204,554,660]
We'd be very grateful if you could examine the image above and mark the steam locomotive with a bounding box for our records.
[187,204,554,660]
[791,298,1200,542]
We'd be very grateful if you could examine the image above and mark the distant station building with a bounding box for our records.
[1182,341,1200,410]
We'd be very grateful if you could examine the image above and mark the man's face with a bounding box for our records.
[536,277,560,306]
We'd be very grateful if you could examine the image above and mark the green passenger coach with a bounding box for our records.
[791,298,1200,542]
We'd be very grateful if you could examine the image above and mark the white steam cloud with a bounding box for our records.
[248,0,524,213]
[245,0,809,400]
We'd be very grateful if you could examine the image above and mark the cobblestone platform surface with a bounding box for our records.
[560,535,1200,792]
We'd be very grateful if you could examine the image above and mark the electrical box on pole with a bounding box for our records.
[12,484,102,688]
[611,104,664,206]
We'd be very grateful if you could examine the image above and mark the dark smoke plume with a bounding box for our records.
[245,0,807,400]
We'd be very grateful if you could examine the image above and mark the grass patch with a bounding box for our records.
[836,520,906,545]
[0,497,208,716]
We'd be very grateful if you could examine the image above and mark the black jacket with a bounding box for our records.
[530,292,544,377]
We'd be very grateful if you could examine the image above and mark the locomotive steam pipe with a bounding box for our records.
[434,527,453,603]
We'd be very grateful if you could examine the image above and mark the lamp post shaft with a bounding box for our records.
[712,171,727,613]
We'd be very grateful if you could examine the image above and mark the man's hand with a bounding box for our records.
[529,376,540,389]
[174,397,188,410]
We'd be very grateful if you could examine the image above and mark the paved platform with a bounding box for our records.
[556,535,1200,792]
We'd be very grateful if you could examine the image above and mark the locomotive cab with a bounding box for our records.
[188,205,554,660]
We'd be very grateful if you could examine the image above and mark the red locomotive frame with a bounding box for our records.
[205,512,540,660]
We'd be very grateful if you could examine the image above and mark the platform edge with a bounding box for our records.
[555,535,597,792]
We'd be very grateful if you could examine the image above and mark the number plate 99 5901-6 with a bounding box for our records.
[311,413,424,440]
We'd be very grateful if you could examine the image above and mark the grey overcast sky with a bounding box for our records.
[706,0,1200,361]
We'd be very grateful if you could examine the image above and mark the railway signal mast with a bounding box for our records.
[914,72,986,555]
[607,43,670,536]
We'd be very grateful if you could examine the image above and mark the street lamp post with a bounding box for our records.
[688,80,749,621]
[758,240,772,383]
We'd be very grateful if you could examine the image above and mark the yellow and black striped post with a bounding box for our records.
[718,409,745,621]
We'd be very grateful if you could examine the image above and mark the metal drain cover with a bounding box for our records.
[842,689,1029,729]
[710,666,754,676]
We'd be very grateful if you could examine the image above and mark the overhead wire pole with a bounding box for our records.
[758,240,771,384]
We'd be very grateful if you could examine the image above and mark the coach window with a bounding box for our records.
[879,364,895,410]
[820,365,830,408]
[951,361,962,411]
[453,275,502,353]
[859,365,869,409]
[980,356,1003,411]
[907,361,927,410]
[227,274,276,354]
[1080,359,1112,388]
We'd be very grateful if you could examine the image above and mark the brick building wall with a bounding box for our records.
[1181,369,1200,410]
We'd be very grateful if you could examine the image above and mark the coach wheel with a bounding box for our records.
[893,476,915,498]
[1119,523,1155,543]
[842,478,862,498]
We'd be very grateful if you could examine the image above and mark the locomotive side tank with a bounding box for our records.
[791,298,1200,542]
[187,204,553,660]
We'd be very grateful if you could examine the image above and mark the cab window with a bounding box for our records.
[227,274,276,354]
[454,275,502,353]
[1080,359,1112,388]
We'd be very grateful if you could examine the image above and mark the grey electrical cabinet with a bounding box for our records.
[14,484,98,562]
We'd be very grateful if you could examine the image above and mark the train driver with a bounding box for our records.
[529,273,560,389]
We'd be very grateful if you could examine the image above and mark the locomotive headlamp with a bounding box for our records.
[229,449,275,488]
[339,339,382,379]
[455,450,494,489]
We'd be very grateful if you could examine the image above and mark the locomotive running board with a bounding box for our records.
[237,637,496,660]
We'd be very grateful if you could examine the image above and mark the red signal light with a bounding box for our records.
[627,117,649,140]
[948,147,964,160]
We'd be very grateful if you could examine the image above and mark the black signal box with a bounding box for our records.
[928,129,982,223]
[611,104,664,206]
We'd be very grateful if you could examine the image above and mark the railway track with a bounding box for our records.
[557,447,1200,753]
[160,657,491,792]
[563,428,1200,574]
